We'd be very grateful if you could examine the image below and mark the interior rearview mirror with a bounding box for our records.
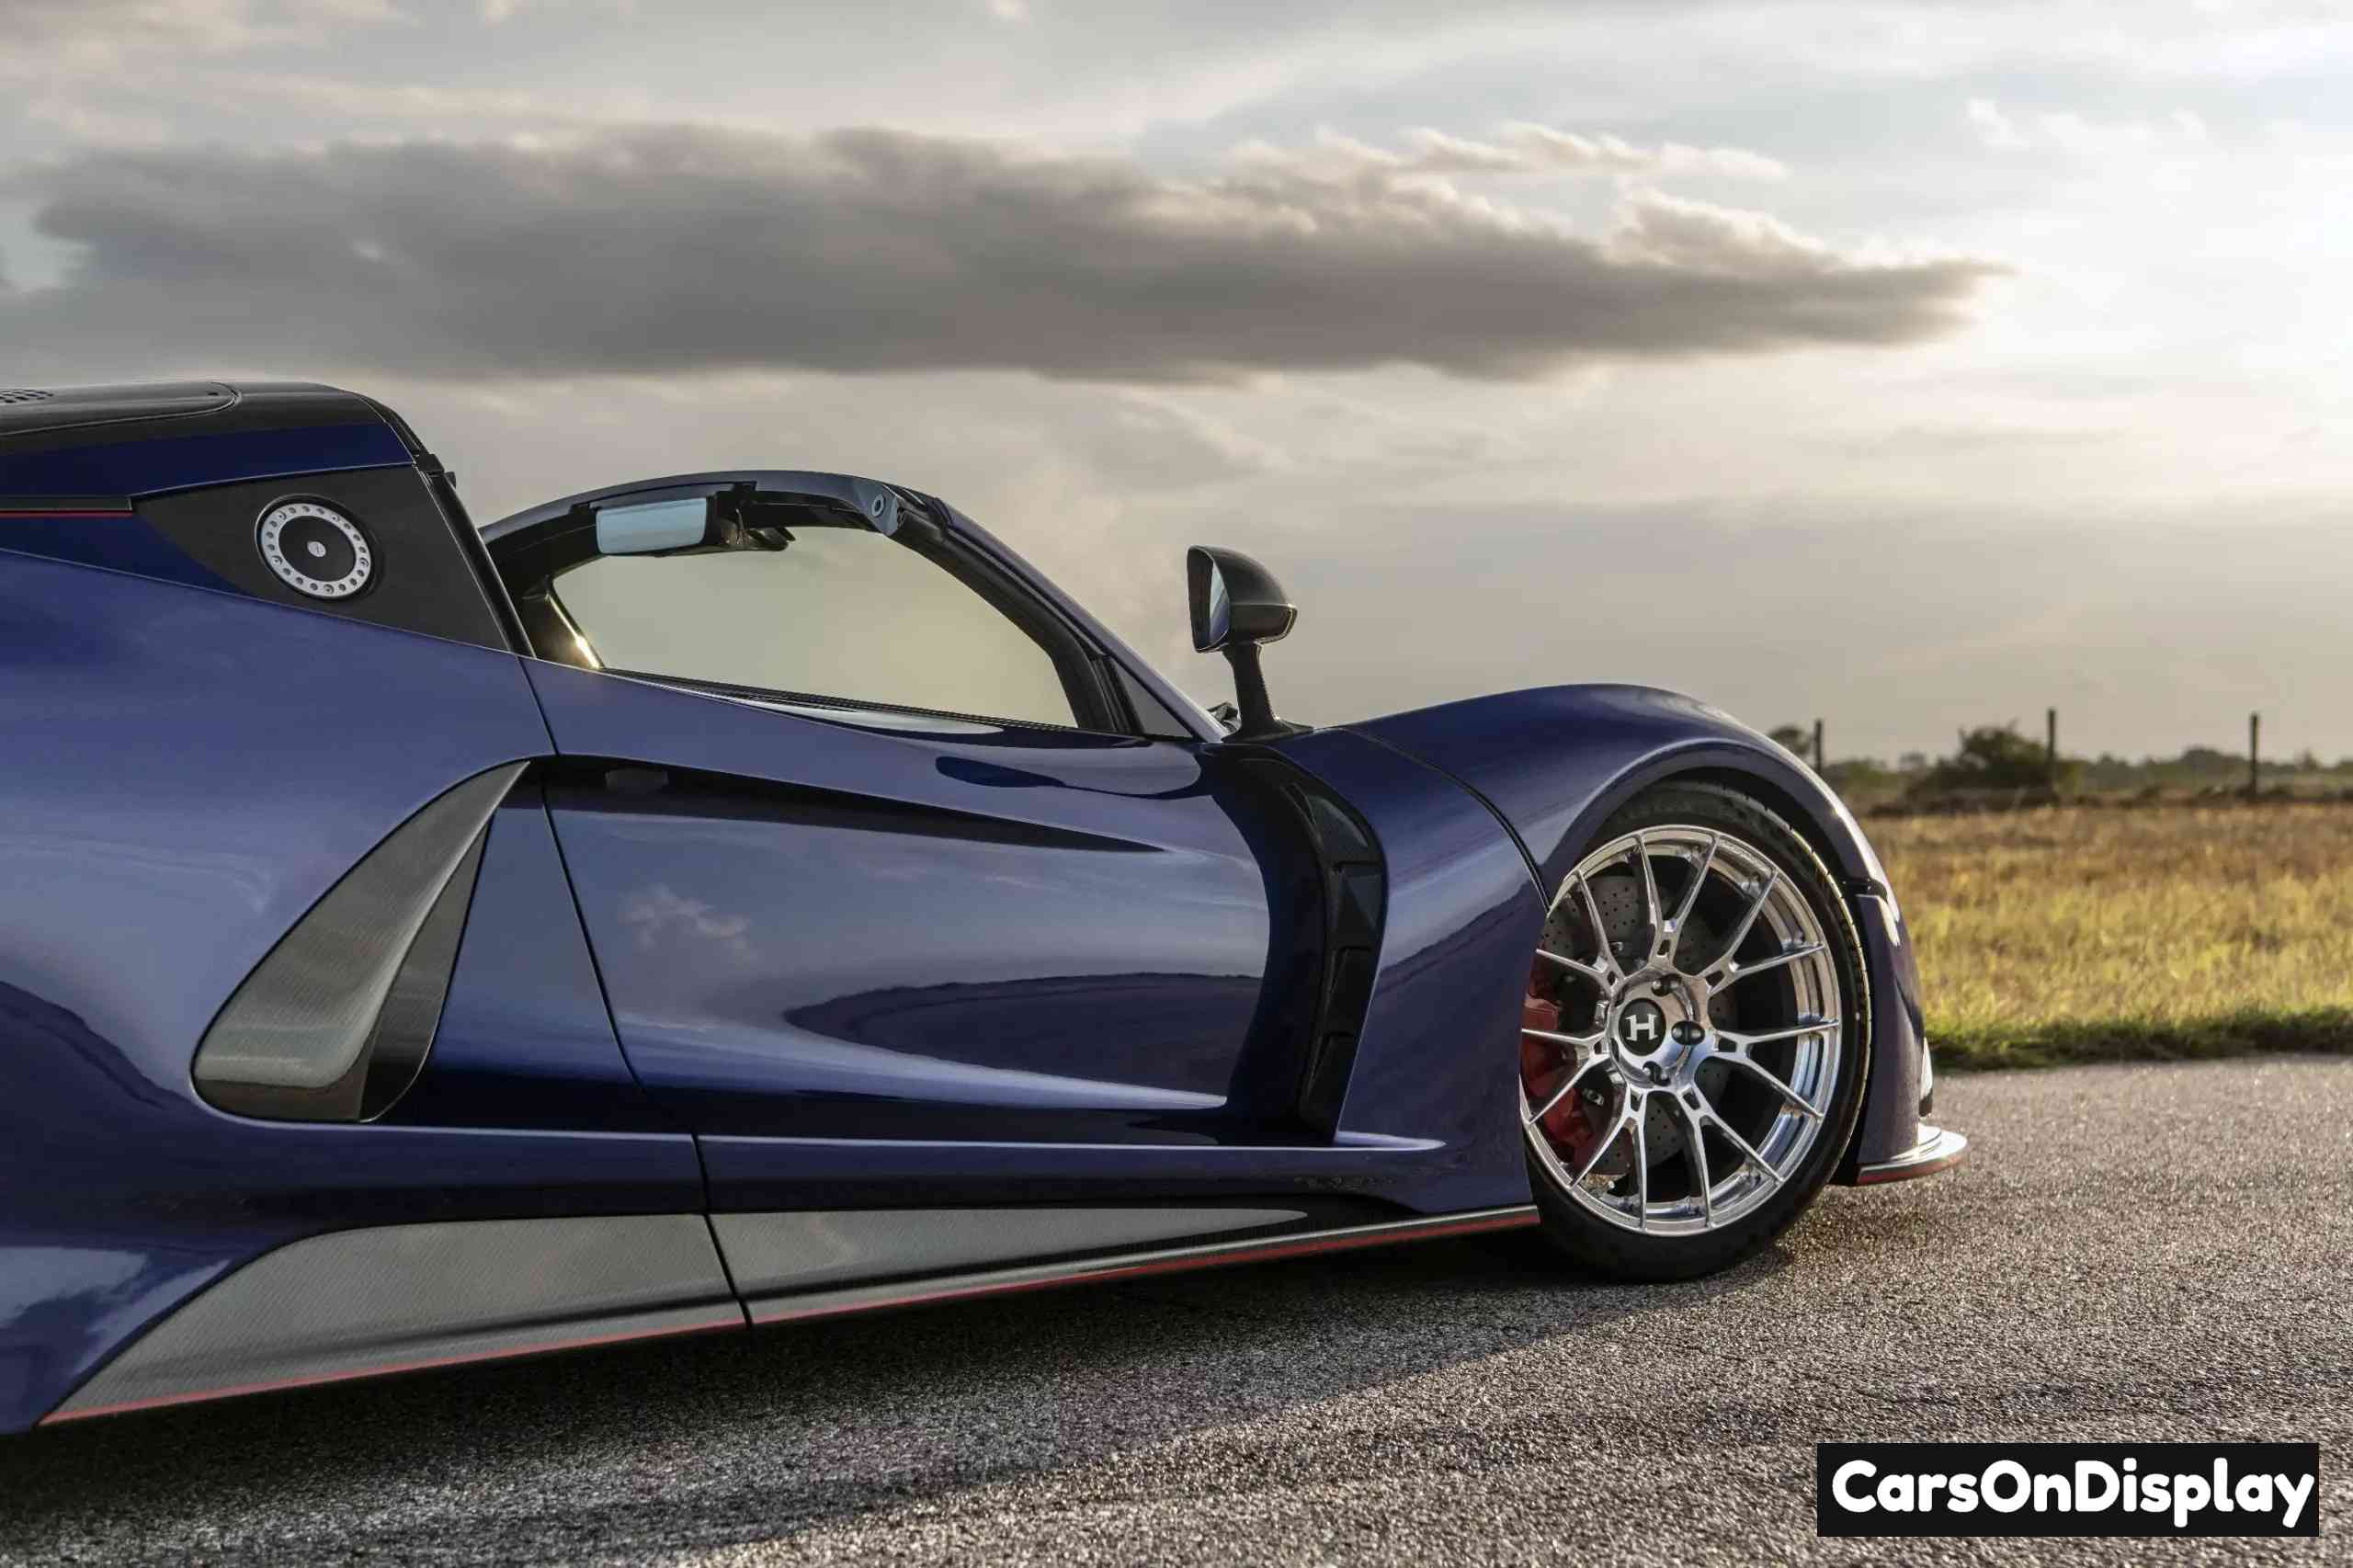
[593,485,911,560]
[594,496,714,555]
[1186,546,1300,741]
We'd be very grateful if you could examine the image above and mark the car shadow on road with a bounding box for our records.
[0,1232,1796,1562]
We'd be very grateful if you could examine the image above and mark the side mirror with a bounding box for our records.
[1186,546,1301,740]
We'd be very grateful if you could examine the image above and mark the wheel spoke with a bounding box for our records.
[1697,868,1779,976]
[1629,1096,1650,1230]
[1719,941,1825,985]
[1631,834,1665,961]
[1696,1104,1781,1188]
[1572,1096,1638,1184]
[1720,1018,1837,1051]
[1525,1052,1608,1125]
[1521,1025,1603,1050]
[1677,1094,1713,1225]
[1716,1050,1823,1119]
[1535,948,1609,986]
[1665,833,1719,944]
[1571,875,1620,981]
[1524,1050,1619,1125]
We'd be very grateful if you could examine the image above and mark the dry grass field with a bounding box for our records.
[1873,801,2353,1070]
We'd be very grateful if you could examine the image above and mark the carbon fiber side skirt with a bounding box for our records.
[46,1215,745,1423]
[44,1205,1538,1424]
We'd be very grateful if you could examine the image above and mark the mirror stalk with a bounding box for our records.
[1221,642,1295,741]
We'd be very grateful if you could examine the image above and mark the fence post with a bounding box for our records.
[2249,712,2260,798]
[2046,708,2057,787]
[1813,719,1824,773]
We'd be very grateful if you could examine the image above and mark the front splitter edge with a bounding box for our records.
[1853,1122,1969,1185]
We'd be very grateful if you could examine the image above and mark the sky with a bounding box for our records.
[6,0,2351,762]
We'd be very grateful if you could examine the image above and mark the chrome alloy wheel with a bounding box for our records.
[1519,824,1844,1236]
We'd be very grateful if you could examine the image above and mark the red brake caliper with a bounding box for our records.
[1524,961,1606,1171]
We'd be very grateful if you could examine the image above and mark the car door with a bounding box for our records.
[486,473,1328,1182]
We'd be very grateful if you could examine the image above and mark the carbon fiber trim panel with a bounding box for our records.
[744,1206,1541,1324]
[50,1216,741,1421]
[712,1206,1312,1301]
[192,763,525,1120]
[358,827,487,1119]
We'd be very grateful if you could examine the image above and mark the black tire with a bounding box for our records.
[1527,780,1870,1281]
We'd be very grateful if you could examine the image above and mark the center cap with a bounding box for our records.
[1614,999,1669,1053]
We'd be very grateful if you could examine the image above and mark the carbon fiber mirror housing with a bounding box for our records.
[1187,546,1302,740]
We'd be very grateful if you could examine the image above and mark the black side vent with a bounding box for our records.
[1287,783,1386,1133]
[193,763,524,1122]
[0,389,54,404]
[1233,756,1389,1135]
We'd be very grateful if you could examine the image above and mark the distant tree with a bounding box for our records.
[1823,757,1893,790]
[2082,751,2137,790]
[1897,752,1928,774]
[1917,722,2080,795]
[1767,724,1812,756]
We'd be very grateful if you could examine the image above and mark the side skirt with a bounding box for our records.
[44,1215,745,1425]
[729,1205,1540,1325]
[41,1205,1539,1425]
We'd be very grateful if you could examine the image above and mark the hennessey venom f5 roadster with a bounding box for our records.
[0,381,1963,1430]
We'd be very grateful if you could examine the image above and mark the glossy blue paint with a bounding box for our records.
[692,725,1542,1216]
[0,556,699,1432]
[1851,893,1925,1165]
[525,661,1310,1154]
[0,517,237,592]
[381,789,680,1133]
[1348,685,1887,892]
[0,426,408,499]
[1266,728,1547,1214]
[1347,683,1922,1167]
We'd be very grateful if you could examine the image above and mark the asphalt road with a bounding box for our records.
[3,1057,2347,1566]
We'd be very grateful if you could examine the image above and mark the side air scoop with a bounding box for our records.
[192,764,526,1122]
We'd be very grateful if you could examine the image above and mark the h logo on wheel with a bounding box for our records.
[1616,1001,1665,1048]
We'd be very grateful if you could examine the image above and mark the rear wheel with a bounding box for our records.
[1520,781,1869,1280]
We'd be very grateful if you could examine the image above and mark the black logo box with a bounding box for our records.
[1817,1442,2320,1538]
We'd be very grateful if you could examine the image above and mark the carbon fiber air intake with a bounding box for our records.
[192,763,526,1121]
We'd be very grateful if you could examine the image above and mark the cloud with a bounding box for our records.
[1966,98,2029,151]
[5,0,404,58]
[2,123,2002,384]
[1239,124,1788,182]
[1967,97,2211,155]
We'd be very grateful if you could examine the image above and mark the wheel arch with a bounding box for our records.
[1342,684,1922,1177]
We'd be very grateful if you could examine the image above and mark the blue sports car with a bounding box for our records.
[0,381,1963,1431]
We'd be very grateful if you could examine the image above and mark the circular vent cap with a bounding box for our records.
[257,500,374,599]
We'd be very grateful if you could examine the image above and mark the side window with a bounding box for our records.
[550,523,1086,729]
